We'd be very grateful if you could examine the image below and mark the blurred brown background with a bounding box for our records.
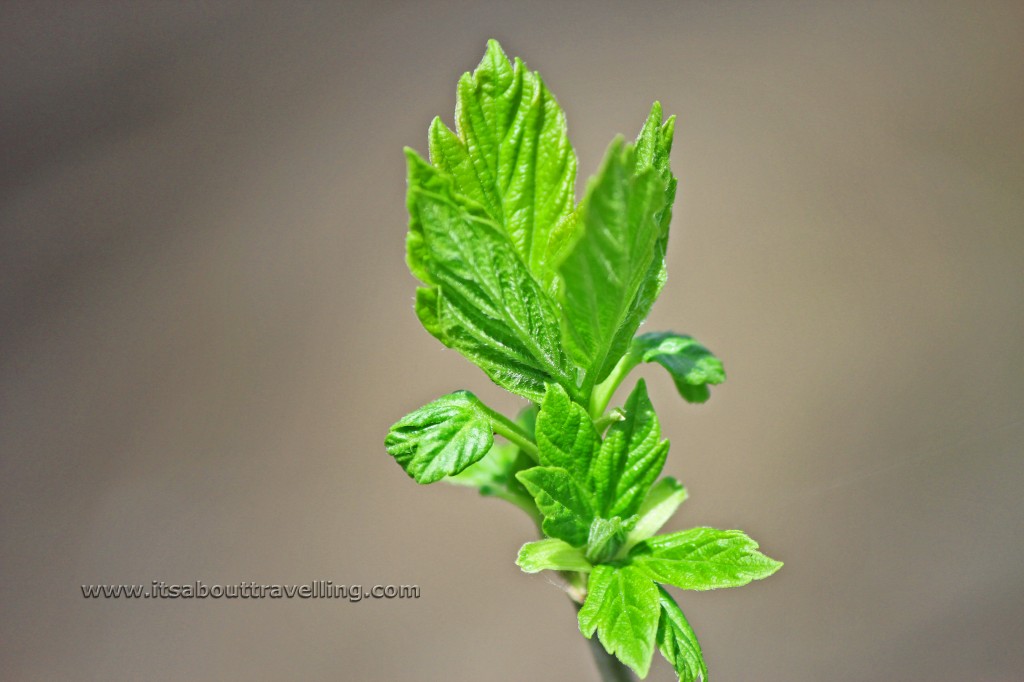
[2,1,1022,680]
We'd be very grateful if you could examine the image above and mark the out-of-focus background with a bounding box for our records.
[2,2,1022,680]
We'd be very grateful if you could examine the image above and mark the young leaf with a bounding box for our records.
[560,136,668,388]
[517,538,592,574]
[622,477,688,552]
[631,527,783,590]
[590,379,669,518]
[656,586,708,682]
[584,516,635,564]
[632,332,725,404]
[535,383,600,483]
[613,104,678,377]
[428,39,577,287]
[578,564,660,678]
[406,151,581,402]
[384,391,493,484]
[516,466,596,547]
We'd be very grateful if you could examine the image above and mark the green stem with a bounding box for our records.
[480,404,540,463]
[589,353,640,419]
[493,489,543,528]
[572,601,637,682]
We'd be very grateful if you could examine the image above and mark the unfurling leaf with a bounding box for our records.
[631,332,725,404]
[517,538,592,574]
[657,587,708,682]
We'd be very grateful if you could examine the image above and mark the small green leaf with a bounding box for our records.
[656,586,708,682]
[516,466,596,547]
[405,151,581,402]
[385,391,493,484]
[584,516,635,565]
[578,564,660,678]
[622,477,688,553]
[517,538,592,574]
[428,39,577,288]
[632,332,725,404]
[631,528,783,590]
[536,383,601,483]
[590,379,669,518]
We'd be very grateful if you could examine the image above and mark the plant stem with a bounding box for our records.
[572,601,637,682]
[480,404,540,463]
[589,353,640,419]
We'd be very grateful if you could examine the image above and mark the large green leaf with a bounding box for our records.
[656,587,708,682]
[578,564,660,678]
[590,380,669,518]
[535,383,600,483]
[405,151,580,402]
[632,332,725,404]
[384,391,493,484]
[517,538,592,574]
[560,104,676,389]
[631,527,783,590]
[516,466,596,547]
[428,39,577,288]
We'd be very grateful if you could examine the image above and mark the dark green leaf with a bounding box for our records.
[578,564,660,678]
[590,379,669,518]
[385,391,493,484]
[516,466,596,547]
[631,527,783,590]
[656,586,708,682]
[632,332,725,404]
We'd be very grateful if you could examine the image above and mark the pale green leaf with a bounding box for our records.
[590,379,669,518]
[516,466,595,547]
[405,150,581,402]
[584,516,635,565]
[384,391,493,484]
[622,477,688,553]
[631,527,783,590]
[428,39,577,287]
[632,332,725,404]
[578,564,660,678]
[656,586,708,682]
[535,383,600,483]
[517,538,592,574]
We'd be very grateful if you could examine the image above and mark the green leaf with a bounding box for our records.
[428,39,577,288]
[517,538,592,574]
[560,104,676,389]
[584,516,635,565]
[590,379,669,518]
[516,466,596,547]
[560,137,666,388]
[631,527,783,590]
[535,383,601,483]
[622,477,688,553]
[578,564,660,678]
[385,391,493,484]
[656,586,708,682]
[405,151,581,402]
[632,332,725,404]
